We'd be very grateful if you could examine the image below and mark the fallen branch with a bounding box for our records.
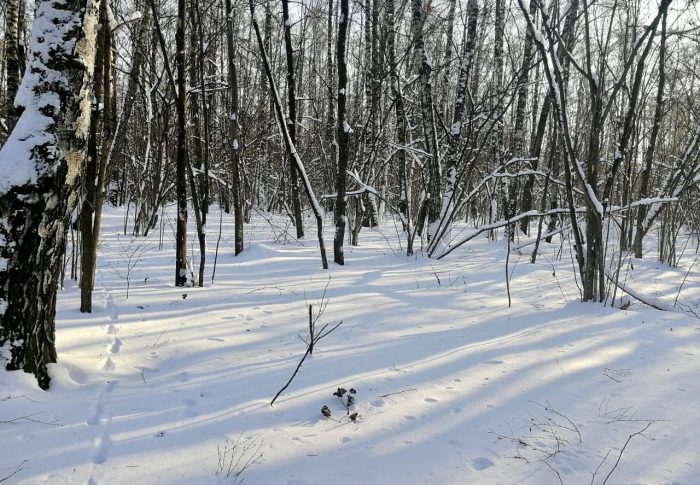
[0,460,28,483]
[378,388,417,400]
[601,423,652,485]
[604,271,673,311]
[0,412,60,426]
[437,208,583,259]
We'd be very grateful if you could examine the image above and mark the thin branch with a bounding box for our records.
[601,423,653,485]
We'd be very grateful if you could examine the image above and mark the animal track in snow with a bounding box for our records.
[86,402,104,426]
[92,432,112,464]
[180,398,199,418]
[469,457,494,471]
[106,337,122,354]
[106,294,119,321]
[88,379,117,473]
[100,358,115,372]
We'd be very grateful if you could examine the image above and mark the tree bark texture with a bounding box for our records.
[0,0,101,389]
[334,0,350,265]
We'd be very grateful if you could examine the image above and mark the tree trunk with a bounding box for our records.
[3,0,23,128]
[80,0,109,312]
[334,0,350,265]
[282,0,305,239]
[511,0,536,235]
[189,0,207,286]
[411,0,441,242]
[326,0,337,193]
[633,10,666,258]
[175,0,189,286]
[385,0,413,255]
[431,0,478,252]
[0,0,101,389]
[249,0,328,269]
[226,0,244,255]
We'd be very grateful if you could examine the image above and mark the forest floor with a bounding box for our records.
[1,205,699,484]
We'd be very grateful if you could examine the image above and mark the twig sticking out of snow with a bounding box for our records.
[598,423,653,485]
[0,460,28,483]
[216,434,263,482]
[270,303,342,406]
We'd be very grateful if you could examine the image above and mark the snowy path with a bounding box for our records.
[1,208,699,484]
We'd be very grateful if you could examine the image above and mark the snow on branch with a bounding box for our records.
[437,207,585,260]
[322,170,409,228]
[604,271,673,312]
[435,195,678,260]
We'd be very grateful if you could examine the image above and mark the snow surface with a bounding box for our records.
[1,205,699,484]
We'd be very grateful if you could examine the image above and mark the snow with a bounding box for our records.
[0,108,54,191]
[1,206,699,484]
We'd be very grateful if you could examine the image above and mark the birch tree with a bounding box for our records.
[0,0,101,388]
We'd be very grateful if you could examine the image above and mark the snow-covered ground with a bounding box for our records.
[1,205,699,484]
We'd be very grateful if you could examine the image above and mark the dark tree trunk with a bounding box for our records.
[411,0,441,242]
[282,0,305,239]
[385,0,413,255]
[334,0,350,265]
[633,10,667,258]
[326,0,337,192]
[249,0,328,269]
[175,0,189,286]
[80,0,110,312]
[226,0,244,255]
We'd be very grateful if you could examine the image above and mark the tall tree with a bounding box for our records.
[385,0,413,255]
[226,0,244,255]
[333,0,350,265]
[174,0,189,286]
[633,9,667,258]
[80,0,112,312]
[249,0,329,269]
[0,0,101,388]
[411,0,441,242]
[282,0,306,239]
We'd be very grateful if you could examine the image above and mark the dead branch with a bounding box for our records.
[270,304,342,406]
[0,460,28,483]
[604,271,673,311]
[601,423,652,485]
